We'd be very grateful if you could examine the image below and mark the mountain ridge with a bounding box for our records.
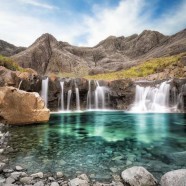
[1,29,186,75]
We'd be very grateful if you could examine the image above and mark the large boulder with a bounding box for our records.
[121,166,157,186]
[0,86,50,125]
[160,169,186,186]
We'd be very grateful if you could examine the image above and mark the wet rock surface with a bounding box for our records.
[121,166,158,186]
[160,169,186,186]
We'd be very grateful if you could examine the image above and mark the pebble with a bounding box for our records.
[34,181,44,186]
[10,172,22,180]
[3,168,14,173]
[6,177,15,184]
[51,182,59,186]
[0,162,6,171]
[77,174,90,182]
[56,171,63,178]
[15,165,24,171]
[48,177,55,181]
[20,176,33,184]
[31,172,44,178]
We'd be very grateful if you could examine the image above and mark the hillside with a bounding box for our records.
[0,28,185,76]
[0,40,25,57]
[85,53,186,80]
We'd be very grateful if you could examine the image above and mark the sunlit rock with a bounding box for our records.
[121,166,157,186]
[0,87,50,125]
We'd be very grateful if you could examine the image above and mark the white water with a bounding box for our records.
[75,87,80,111]
[87,80,92,109]
[130,81,171,113]
[177,84,186,111]
[18,80,23,89]
[41,77,49,107]
[60,82,65,111]
[67,90,72,111]
[94,81,109,109]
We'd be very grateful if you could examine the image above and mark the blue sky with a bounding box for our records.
[0,0,186,47]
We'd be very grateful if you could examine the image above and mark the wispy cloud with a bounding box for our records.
[18,0,58,10]
[80,0,186,46]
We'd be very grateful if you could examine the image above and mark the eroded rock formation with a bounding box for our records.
[0,86,50,125]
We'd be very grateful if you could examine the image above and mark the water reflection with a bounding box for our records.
[48,112,186,143]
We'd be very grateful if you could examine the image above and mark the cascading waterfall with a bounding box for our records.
[67,90,72,111]
[60,81,65,111]
[177,84,186,111]
[130,81,171,112]
[41,77,49,107]
[94,81,108,109]
[87,80,92,110]
[75,87,80,111]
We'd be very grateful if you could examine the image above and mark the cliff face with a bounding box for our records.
[9,29,186,75]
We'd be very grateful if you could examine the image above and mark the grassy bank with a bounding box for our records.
[85,53,185,80]
[0,55,23,71]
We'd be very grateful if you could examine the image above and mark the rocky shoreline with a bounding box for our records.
[0,123,186,186]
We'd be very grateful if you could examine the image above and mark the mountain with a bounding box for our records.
[9,28,186,75]
[0,40,26,57]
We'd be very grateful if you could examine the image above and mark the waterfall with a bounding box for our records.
[67,90,72,111]
[75,87,80,111]
[177,84,186,111]
[41,77,49,107]
[60,82,65,111]
[94,81,108,109]
[18,80,23,89]
[130,81,171,113]
[87,80,92,110]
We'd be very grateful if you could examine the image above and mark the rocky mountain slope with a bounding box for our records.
[0,40,25,56]
[5,28,186,75]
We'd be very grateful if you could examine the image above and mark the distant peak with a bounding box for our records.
[31,33,58,47]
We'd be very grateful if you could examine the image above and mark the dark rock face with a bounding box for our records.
[10,29,186,75]
[46,78,136,111]
[109,79,136,110]
[0,66,186,112]
[0,40,25,57]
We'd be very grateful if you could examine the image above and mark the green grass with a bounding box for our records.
[85,53,185,80]
[0,55,24,71]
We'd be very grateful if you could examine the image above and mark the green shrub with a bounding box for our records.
[0,55,23,71]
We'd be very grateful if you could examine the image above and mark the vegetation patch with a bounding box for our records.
[0,55,23,71]
[85,53,185,80]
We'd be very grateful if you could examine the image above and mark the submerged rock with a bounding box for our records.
[0,86,50,125]
[160,169,186,186]
[121,166,157,186]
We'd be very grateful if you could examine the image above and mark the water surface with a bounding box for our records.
[7,112,186,181]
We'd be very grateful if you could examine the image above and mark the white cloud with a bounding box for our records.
[18,0,58,10]
[81,0,186,46]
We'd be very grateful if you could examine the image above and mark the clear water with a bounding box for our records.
[7,112,186,182]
